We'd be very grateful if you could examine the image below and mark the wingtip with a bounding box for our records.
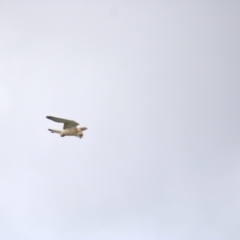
[46,116,53,120]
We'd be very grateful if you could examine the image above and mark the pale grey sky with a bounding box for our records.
[0,1,240,239]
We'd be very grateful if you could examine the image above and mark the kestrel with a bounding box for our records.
[46,116,88,138]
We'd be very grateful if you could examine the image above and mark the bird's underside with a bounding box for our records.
[46,116,88,138]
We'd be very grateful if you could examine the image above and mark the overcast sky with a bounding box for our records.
[0,1,240,239]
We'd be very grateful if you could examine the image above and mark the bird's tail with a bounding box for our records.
[48,129,61,134]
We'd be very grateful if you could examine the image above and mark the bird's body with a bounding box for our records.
[46,116,88,139]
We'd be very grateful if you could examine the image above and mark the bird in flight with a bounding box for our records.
[46,116,88,138]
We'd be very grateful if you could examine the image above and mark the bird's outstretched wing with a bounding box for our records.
[46,116,79,129]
